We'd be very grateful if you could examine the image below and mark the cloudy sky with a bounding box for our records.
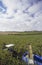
[0,0,42,31]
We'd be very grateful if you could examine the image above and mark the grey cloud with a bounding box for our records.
[14,9,18,13]
[6,16,14,19]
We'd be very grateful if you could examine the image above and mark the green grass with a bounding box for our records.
[0,32,42,55]
[0,32,42,65]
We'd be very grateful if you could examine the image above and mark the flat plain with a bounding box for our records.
[0,31,42,55]
[0,31,42,65]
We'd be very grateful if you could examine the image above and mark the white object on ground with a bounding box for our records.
[5,44,14,48]
[28,59,34,64]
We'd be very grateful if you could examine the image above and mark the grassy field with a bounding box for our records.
[0,31,42,55]
[0,31,42,65]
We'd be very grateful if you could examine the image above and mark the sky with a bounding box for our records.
[0,0,42,31]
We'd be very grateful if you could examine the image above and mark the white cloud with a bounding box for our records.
[0,0,42,31]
